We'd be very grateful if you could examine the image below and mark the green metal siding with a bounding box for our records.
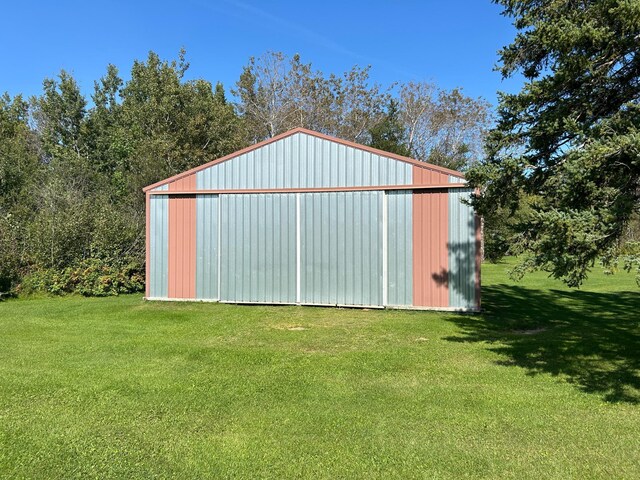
[149,185,168,297]
[448,188,476,308]
[195,132,412,189]
[387,191,413,306]
[300,191,383,306]
[195,194,219,300]
[219,194,297,303]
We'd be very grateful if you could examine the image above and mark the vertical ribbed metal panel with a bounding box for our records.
[449,175,466,184]
[413,190,450,307]
[195,194,219,300]
[195,132,412,189]
[413,166,451,185]
[387,191,413,306]
[448,188,476,308]
[219,194,296,303]
[300,191,383,306]
[149,185,168,297]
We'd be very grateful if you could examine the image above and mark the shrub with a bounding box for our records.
[20,258,144,296]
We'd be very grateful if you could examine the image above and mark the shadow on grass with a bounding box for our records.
[445,284,640,404]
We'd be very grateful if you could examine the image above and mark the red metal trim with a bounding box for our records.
[413,164,451,186]
[167,175,197,299]
[143,127,465,192]
[412,191,449,307]
[147,183,469,196]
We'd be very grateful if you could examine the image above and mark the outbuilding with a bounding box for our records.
[144,128,480,311]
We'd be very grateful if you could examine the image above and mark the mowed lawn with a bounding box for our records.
[1,260,639,479]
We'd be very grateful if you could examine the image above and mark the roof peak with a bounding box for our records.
[143,127,465,192]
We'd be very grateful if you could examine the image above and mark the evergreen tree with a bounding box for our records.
[466,0,640,286]
[368,100,411,156]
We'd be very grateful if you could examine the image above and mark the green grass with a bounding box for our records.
[1,260,639,479]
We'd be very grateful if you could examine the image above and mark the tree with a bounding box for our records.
[466,0,640,286]
[328,65,388,143]
[398,81,437,157]
[398,81,490,170]
[0,94,39,211]
[85,64,125,176]
[33,71,87,161]
[119,50,245,196]
[368,99,411,156]
[0,50,246,296]
[29,72,98,270]
[234,52,298,141]
[234,51,389,143]
[0,94,40,292]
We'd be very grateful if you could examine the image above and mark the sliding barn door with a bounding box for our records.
[219,194,297,303]
[299,191,383,307]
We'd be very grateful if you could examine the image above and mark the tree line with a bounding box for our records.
[0,50,490,296]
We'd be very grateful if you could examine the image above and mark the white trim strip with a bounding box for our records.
[217,194,222,301]
[296,193,301,304]
[382,191,388,307]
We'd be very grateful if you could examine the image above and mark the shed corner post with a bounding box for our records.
[145,190,151,299]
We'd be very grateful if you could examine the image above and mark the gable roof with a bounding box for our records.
[143,127,465,192]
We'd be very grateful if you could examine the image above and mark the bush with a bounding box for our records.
[20,258,144,296]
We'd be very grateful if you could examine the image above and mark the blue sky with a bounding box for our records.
[1,1,522,105]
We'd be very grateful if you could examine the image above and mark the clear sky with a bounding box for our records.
[0,1,522,105]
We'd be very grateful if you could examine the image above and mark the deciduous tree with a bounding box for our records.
[234,52,389,143]
[398,81,490,170]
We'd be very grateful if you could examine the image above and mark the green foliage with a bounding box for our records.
[0,94,39,211]
[368,100,411,156]
[483,193,537,262]
[0,94,40,293]
[119,50,245,194]
[0,50,245,296]
[602,241,640,286]
[20,259,144,296]
[33,71,87,162]
[467,0,640,286]
[0,214,22,294]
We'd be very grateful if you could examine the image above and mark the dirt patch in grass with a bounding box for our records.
[272,324,308,331]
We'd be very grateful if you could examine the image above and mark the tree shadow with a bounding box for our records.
[431,214,479,309]
[444,284,640,404]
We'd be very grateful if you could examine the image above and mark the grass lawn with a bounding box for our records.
[1,259,639,479]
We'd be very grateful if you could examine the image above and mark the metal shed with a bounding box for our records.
[144,128,481,311]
